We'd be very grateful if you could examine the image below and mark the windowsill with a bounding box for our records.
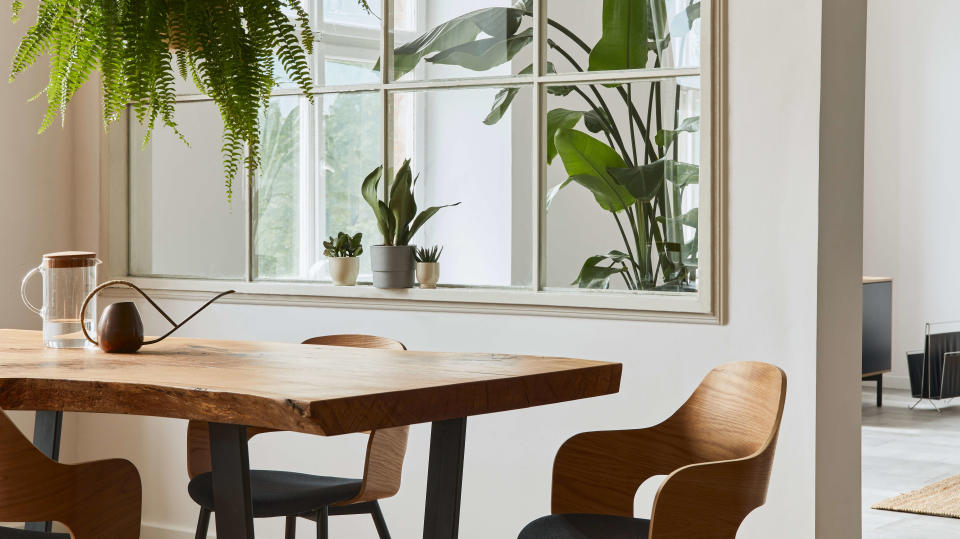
[102,275,721,323]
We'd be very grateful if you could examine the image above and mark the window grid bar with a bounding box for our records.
[532,0,548,292]
[381,0,393,206]
[169,69,702,104]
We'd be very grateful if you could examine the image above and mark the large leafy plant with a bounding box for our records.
[362,159,460,247]
[390,0,702,291]
[8,0,315,200]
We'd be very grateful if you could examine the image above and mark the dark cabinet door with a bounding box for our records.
[863,281,892,375]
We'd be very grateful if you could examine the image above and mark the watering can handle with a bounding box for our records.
[80,280,235,347]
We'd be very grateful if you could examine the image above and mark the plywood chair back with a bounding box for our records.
[0,410,141,538]
[552,361,786,539]
[187,334,410,503]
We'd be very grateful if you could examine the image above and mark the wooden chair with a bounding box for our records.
[0,410,141,539]
[518,361,787,539]
[186,334,409,539]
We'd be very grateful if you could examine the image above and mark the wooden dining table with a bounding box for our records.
[0,328,621,538]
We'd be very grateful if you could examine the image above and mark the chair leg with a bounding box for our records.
[195,508,211,539]
[285,516,297,539]
[317,506,329,539]
[370,501,392,539]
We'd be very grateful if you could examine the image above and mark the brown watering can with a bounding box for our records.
[80,280,234,353]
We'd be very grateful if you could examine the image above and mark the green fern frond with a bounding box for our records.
[8,0,316,200]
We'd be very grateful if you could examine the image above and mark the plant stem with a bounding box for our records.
[540,17,659,163]
[549,41,633,167]
[627,84,638,165]
[571,86,618,151]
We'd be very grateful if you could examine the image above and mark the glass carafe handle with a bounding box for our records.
[20,267,42,316]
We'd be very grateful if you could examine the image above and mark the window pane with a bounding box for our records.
[317,0,382,86]
[323,0,382,28]
[548,0,701,74]
[545,76,700,292]
[391,86,533,288]
[254,92,383,282]
[252,97,302,279]
[390,0,533,82]
[129,101,246,279]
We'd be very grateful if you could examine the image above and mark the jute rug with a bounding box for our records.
[872,474,960,518]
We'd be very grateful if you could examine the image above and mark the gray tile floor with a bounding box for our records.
[863,386,960,537]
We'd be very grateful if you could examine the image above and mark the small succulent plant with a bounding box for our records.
[415,245,443,263]
[323,232,363,258]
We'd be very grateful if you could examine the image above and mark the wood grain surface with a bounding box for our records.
[0,409,141,538]
[550,361,785,539]
[0,329,621,436]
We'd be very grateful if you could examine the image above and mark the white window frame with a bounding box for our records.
[101,0,726,323]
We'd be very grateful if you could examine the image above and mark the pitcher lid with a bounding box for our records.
[42,251,97,268]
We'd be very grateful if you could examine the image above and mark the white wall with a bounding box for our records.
[0,4,89,457]
[5,0,866,537]
[862,0,960,389]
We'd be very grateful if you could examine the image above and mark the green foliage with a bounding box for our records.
[253,101,299,278]
[323,232,363,258]
[589,0,648,72]
[8,0,315,201]
[356,0,373,15]
[415,245,443,264]
[386,0,704,290]
[361,159,461,247]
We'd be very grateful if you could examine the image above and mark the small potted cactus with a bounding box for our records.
[362,159,459,288]
[415,245,443,289]
[323,232,363,286]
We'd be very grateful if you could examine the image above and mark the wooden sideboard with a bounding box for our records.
[863,277,892,406]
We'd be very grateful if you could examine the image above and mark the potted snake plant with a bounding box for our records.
[415,245,442,289]
[323,232,363,286]
[362,160,459,289]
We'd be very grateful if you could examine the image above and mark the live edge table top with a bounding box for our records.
[0,329,622,436]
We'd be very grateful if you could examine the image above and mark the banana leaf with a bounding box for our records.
[553,128,635,212]
[427,28,532,72]
[657,207,698,228]
[670,1,701,40]
[667,160,699,188]
[546,109,584,163]
[589,0,649,72]
[572,251,630,288]
[583,110,611,133]
[655,116,699,149]
[607,160,665,201]
[386,7,527,78]
[483,62,557,125]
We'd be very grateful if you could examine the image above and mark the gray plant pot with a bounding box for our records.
[370,245,416,289]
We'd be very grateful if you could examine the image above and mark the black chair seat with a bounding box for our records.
[188,470,362,518]
[0,527,70,539]
[518,514,651,539]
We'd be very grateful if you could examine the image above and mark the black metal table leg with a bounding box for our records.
[25,411,62,533]
[877,374,883,407]
[209,422,254,539]
[423,417,467,539]
[863,373,884,407]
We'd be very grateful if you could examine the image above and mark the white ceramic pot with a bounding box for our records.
[416,262,439,289]
[328,256,360,286]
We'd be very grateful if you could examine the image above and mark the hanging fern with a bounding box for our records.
[9,0,315,201]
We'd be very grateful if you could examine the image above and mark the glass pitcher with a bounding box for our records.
[21,252,100,348]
